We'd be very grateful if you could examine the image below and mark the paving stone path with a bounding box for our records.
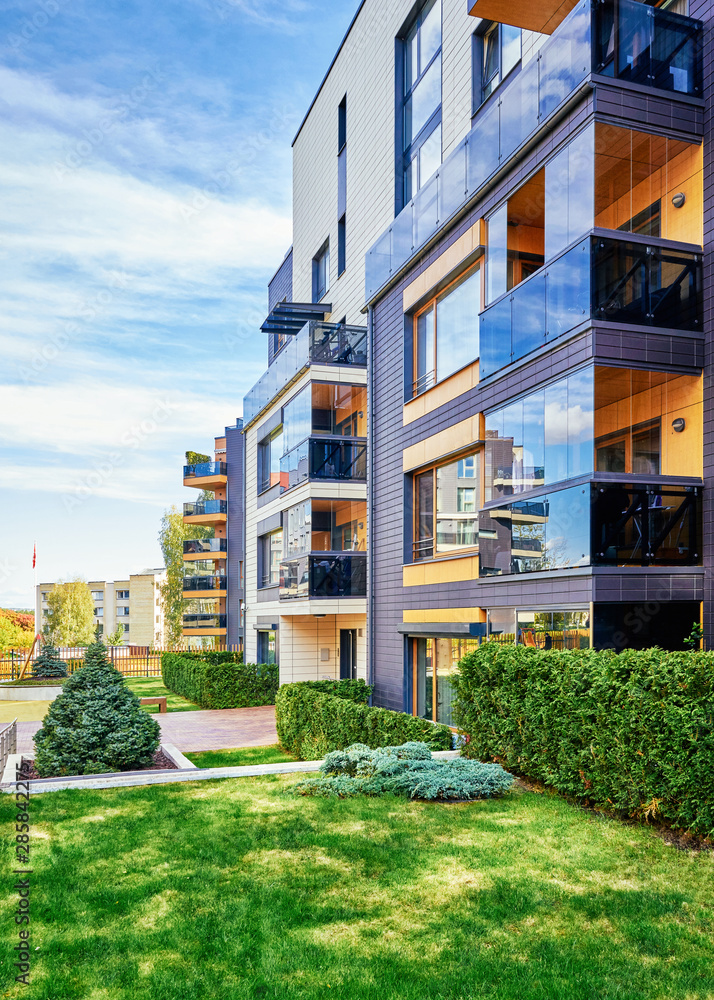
[16,706,278,755]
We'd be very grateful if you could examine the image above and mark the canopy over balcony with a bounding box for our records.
[467,0,579,34]
[261,302,332,336]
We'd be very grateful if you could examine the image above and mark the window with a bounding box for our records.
[258,428,283,493]
[401,0,442,205]
[41,591,49,601]
[116,590,129,600]
[338,95,347,152]
[123,624,130,633]
[312,242,330,302]
[285,499,366,556]
[97,624,104,635]
[413,636,479,725]
[117,606,130,617]
[474,22,521,109]
[260,530,283,588]
[257,630,278,665]
[413,452,481,561]
[338,215,346,276]
[412,265,480,396]
[94,607,103,617]
[91,590,103,600]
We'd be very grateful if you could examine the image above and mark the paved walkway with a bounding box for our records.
[16,706,278,755]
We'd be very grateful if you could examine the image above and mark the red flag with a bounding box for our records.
[32,543,36,569]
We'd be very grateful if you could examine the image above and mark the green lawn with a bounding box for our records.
[2,778,713,999]
[185,744,296,768]
[124,677,199,713]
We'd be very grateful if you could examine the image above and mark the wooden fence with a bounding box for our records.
[0,644,243,681]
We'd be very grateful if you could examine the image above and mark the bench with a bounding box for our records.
[140,697,168,714]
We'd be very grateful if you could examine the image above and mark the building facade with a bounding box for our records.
[241,0,709,725]
[182,422,244,649]
[36,569,166,646]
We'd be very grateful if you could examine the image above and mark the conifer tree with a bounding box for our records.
[31,639,68,679]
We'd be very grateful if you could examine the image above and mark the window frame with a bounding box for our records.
[312,240,330,302]
[400,0,442,207]
[259,529,283,589]
[472,21,522,114]
[412,449,483,563]
[258,427,283,494]
[411,263,481,398]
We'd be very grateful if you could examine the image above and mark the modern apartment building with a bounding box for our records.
[241,0,709,726]
[182,422,245,648]
[36,569,166,646]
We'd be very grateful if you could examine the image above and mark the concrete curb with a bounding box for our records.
[0,749,459,795]
[0,686,63,702]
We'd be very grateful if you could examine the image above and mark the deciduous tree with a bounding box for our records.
[44,579,95,646]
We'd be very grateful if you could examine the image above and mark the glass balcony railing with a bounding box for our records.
[365,0,702,301]
[280,437,367,491]
[479,235,701,380]
[279,553,367,600]
[183,461,227,479]
[479,481,700,576]
[183,500,227,517]
[244,322,367,426]
[183,538,227,555]
[183,614,227,630]
[182,576,227,592]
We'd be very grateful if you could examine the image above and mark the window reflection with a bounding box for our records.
[414,452,481,561]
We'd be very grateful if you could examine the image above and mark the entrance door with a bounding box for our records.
[339,629,357,679]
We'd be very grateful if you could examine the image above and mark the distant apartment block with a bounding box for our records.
[36,568,166,646]
[182,421,245,648]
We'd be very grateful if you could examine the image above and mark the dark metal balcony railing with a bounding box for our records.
[182,576,227,592]
[279,553,367,600]
[183,461,227,479]
[365,0,702,301]
[183,500,227,517]
[280,437,367,492]
[479,235,701,380]
[244,322,367,426]
[183,538,227,554]
[478,481,700,577]
[183,614,227,630]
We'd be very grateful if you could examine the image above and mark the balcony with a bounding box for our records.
[183,538,227,556]
[479,234,701,381]
[244,322,367,426]
[183,500,227,524]
[183,461,227,490]
[182,576,227,594]
[365,0,702,301]
[279,553,367,600]
[479,481,701,577]
[183,614,227,631]
[280,438,367,492]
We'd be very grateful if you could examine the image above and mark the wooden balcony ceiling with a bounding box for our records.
[467,0,579,34]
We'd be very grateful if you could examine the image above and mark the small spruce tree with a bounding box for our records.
[31,639,68,679]
[33,639,160,777]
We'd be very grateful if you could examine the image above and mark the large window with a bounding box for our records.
[414,452,480,561]
[413,265,480,396]
[475,22,521,109]
[485,366,702,502]
[285,500,366,556]
[258,427,283,493]
[401,0,442,205]
[413,636,479,726]
[257,630,278,665]
[259,530,283,588]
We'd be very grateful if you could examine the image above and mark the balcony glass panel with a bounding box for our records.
[438,137,467,223]
[183,538,227,554]
[511,271,546,360]
[182,576,227,592]
[285,499,367,557]
[244,322,367,426]
[183,614,226,630]
[183,560,220,577]
[183,461,227,478]
[592,483,700,566]
[279,553,367,599]
[183,500,227,516]
[280,438,367,490]
[365,0,701,302]
[479,295,511,380]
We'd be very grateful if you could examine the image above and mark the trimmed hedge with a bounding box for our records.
[276,681,452,760]
[161,653,277,708]
[175,650,243,666]
[454,643,714,837]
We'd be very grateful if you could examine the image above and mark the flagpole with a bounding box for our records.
[33,541,37,638]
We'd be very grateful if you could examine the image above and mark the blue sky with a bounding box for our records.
[0,0,357,609]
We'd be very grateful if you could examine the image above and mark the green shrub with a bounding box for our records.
[275,683,452,760]
[178,650,244,666]
[31,639,67,678]
[454,643,714,837]
[292,741,514,800]
[161,653,277,708]
[293,678,372,703]
[33,640,160,776]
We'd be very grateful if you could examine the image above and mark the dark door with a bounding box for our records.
[339,629,357,679]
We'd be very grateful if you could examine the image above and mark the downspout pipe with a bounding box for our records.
[367,304,375,704]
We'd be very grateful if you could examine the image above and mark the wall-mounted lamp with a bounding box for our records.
[313,613,326,618]
[672,417,686,433]
[672,192,686,209]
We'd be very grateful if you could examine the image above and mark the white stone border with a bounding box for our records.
[160,743,197,769]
